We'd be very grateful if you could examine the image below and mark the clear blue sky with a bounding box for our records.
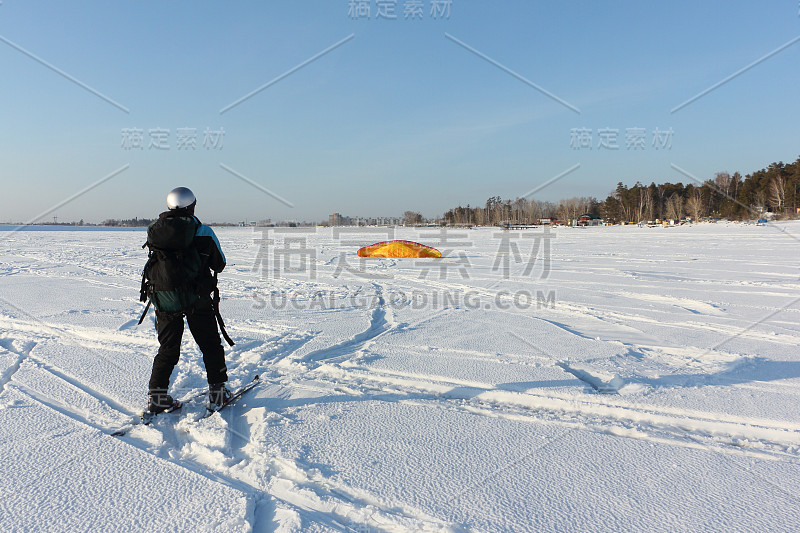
[1,0,798,223]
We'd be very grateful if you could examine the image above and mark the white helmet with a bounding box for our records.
[166,187,196,210]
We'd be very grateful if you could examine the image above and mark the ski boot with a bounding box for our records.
[143,391,181,424]
[148,391,181,413]
[207,382,233,412]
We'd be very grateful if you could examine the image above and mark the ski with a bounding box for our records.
[109,375,260,436]
[110,401,183,437]
[139,400,183,425]
[109,388,208,437]
[204,374,260,417]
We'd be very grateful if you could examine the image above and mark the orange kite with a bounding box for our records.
[357,240,442,258]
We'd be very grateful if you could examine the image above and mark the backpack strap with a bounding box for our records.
[139,251,153,303]
[138,251,155,324]
[137,299,152,325]
[211,272,235,346]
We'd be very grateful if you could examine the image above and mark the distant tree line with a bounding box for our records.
[101,218,155,227]
[100,218,243,227]
[403,211,424,225]
[442,156,800,225]
[442,196,598,226]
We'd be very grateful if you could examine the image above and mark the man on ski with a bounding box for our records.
[143,187,233,413]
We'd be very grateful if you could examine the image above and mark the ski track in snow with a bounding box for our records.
[0,338,35,393]
[1,224,800,531]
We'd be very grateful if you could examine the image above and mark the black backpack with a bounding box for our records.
[141,215,203,314]
[137,215,234,346]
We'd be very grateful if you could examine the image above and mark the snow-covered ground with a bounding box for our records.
[1,222,799,532]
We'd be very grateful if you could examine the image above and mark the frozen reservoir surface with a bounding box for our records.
[1,222,799,532]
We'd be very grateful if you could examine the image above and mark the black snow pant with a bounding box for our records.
[148,304,228,393]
